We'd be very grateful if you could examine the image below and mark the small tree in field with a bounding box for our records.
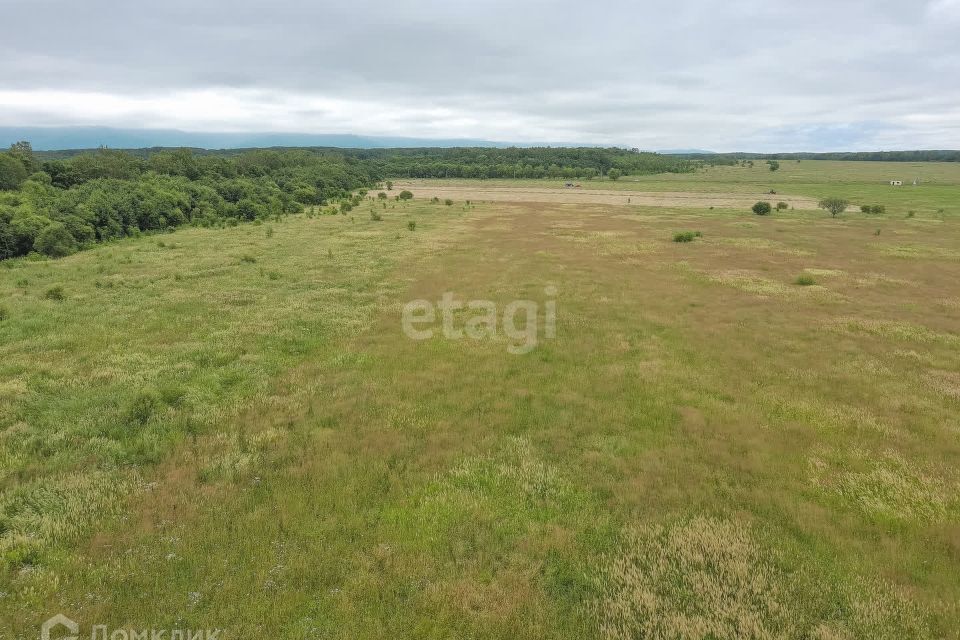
[752,201,772,216]
[607,168,622,181]
[386,181,394,191]
[398,190,413,201]
[819,198,849,217]
[767,160,780,172]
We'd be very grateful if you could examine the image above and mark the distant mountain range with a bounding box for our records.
[0,126,605,151]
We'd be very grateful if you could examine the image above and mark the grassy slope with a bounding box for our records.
[2,178,960,637]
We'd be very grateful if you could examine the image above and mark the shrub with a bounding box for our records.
[767,160,780,172]
[776,202,788,210]
[34,222,78,258]
[861,205,872,213]
[445,199,454,206]
[818,198,849,217]
[907,211,915,218]
[240,254,256,263]
[377,192,387,200]
[0,305,8,321]
[386,181,393,191]
[126,390,161,425]
[673,231,701,243]
[265,226,274,238]
[752,201,772,216]
[795,274,816,286]
[407,220,417,231]
[871,205,886,214]
[44,285,65,301]
[430,197,440,204]
[370,210,382,221]
[398,190,414,201]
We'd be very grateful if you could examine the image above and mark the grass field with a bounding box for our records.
[2,161,960,638]
[398,160,960,216]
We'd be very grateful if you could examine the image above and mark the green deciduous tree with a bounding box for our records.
[818,198,849,217]
[0,153,28,190]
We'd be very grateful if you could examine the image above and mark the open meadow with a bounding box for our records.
[2,160,960,638]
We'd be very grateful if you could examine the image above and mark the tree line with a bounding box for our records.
[339,146,694,179]
[673,150,960,163]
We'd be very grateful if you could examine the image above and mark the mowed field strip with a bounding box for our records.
[394,181,823,209]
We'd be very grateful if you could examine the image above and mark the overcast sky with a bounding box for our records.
[1,0,959,151]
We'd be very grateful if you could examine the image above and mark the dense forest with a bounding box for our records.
[0,144,691,260]
[0,144,376,260]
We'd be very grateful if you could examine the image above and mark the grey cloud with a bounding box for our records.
[0,0,957,150]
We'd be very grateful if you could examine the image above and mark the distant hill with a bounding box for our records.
[658,149,715,155]
[0,126,598,152]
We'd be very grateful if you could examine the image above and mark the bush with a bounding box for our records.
[445,199,454,206]
[33,222,78,257]
[407,220,417,231]
[430,197,440,204]
[752,201,772,215]
[795,274,816,286]
[861,205,871,213]
[871,205,886,214]
[673,231,701,243]
[265,226,274,238]
[0,305,8,321]
[377,192,387,200]
[44,285,65,301]
[370,210,382,221]
[607,168,622,181]
[398,190,414,201]
[776,202,789,210]
[240,254,257,263]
